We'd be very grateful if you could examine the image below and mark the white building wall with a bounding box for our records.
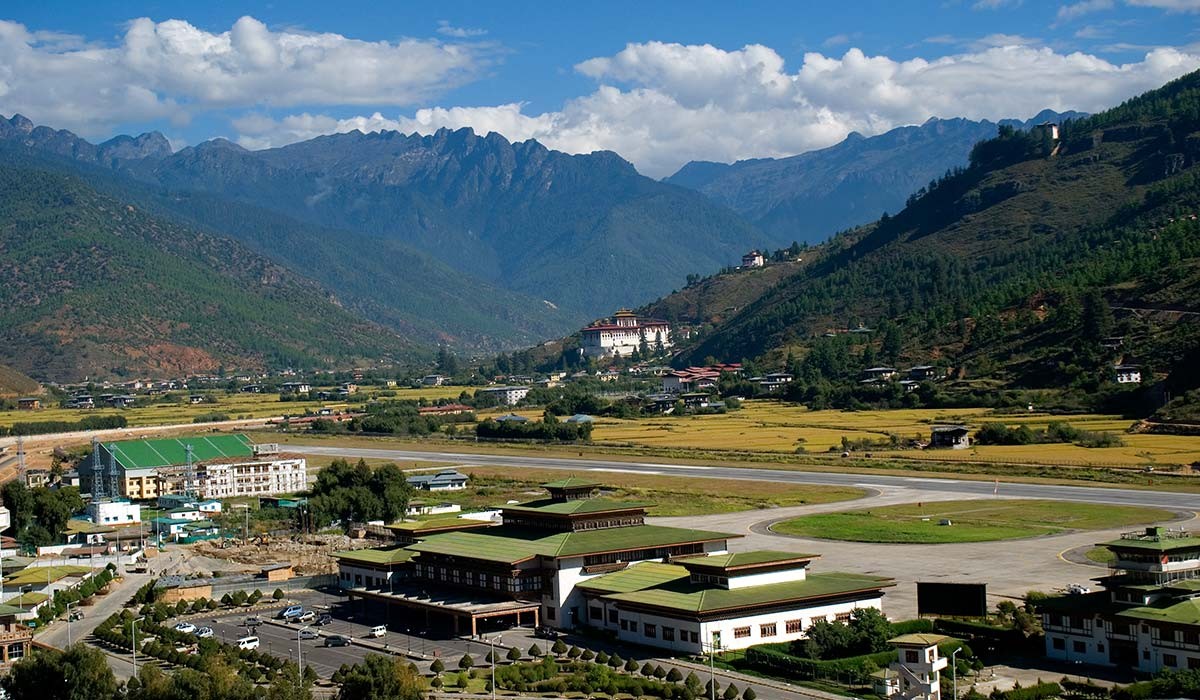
[199,457,308,499]
[726,568,807,589]
[89,500,142,525]
[603,595,884,653]
[700,596,884,651]
[337,563,397,590]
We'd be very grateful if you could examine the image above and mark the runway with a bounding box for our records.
[291,444,1200,509]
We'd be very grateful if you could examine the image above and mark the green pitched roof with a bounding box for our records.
[386,517,492,534]
[501,498,649,516]
[603,572,894,614]
[678,551,818,573]
[0,604,24,618]
[1103,534,1200,552]
[6,592,48,607]
[542,478,601,489]
[1163,580,1200,593]
[102,434,255,470]
[332,547,417,566]
[407,524,735,564]
[576,562,691,594]
[890,633,950,646]
[1117,597,1200,625]
[5,565,92,586]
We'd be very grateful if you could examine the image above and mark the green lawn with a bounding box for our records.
[1085,546,1117,564]
[771,499,1176,544]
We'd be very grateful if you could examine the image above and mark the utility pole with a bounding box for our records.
[298,625,308,680]
[15,436,25,485]
[66,602,75,646]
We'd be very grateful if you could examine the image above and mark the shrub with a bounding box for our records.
[507,646,522,662]
[272,589,284,600]
[640,661,655,675]
[459,653,474,670]
[667,668,683,683]
[431,658,445,675]
[528,644,543,658]
[581,649,595,661]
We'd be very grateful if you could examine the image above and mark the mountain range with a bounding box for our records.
[664,110,1086,243]
[0,98,1116,383]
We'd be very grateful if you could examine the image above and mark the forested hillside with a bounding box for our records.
[0,165,409,381]
[669,70,1200,414]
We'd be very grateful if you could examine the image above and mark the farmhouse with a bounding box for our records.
[15,398,40,411]
[422,374,447,386]
[279,382,311,394]
[333,479,894,648]
[1114,365,1143,384]
[862,367,899,382]
[78,434,307,501]
[742,250,765,268]
[1040,527,1200,673]
[477,386,530,406]
[752,373,794,392]
[662,368,720,394]
[929,425,970,449]
[907,366,940,382]
[580,309,672,359]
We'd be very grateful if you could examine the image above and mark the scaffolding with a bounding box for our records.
[90,437,105,502]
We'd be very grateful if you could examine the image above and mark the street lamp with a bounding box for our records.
[297,625,309,679]
[488,634,502,700]
[17,586,30,613]
[131,616,145,678]
[950,646,962,700]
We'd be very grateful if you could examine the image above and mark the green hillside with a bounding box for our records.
[0,165,411,381]
[670,70,1200,414]
[0,364,39,397]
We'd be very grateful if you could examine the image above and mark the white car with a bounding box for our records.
[195,627,214,638]
[174,622,197,634]
[299,628,319,640]
[297,611,316,624]
[367,625,387,638]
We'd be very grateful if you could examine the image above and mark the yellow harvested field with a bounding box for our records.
[590,401,1200,467]
[0,386,473,430]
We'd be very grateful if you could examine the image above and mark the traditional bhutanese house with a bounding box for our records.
[337,478,734,636]
[930,425,971,449]
[0,604,32,668]
[576,550,894,652]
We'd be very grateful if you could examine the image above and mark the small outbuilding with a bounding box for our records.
[930,425,970,450]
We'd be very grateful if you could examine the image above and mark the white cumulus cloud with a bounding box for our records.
[237,40,1200,178]
[0,16,488,137]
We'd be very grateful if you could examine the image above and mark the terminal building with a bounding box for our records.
[1040,527,1200,672]
[333,478,894,649]
[78,434,307,501]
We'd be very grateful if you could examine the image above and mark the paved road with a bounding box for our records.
[292,445,1200,509]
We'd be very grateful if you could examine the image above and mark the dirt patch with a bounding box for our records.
[189,533,366,576]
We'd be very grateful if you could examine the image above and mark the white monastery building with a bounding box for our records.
[580,309,672,359]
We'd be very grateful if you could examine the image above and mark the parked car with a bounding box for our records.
[68,610,84,621]
[279,605,303,620]
[237,636,259,650]
[534,626,560,640]
[195,627,214,639]
[314,614,333,626]
[367,625,387,638]
[244,616,262,627]
[297,611,316,624]
[324,635,351,647]
[299,628,319,640]
[174,622,197,634]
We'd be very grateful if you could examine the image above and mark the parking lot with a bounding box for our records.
[195,590,514,678]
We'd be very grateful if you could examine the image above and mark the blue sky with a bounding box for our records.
[2,0,1198,176]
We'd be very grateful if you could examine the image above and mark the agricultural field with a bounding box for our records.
[398,466,864,517]
[587,401,1200,467]
[0,385,474,430]
[771,499,1178,544]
